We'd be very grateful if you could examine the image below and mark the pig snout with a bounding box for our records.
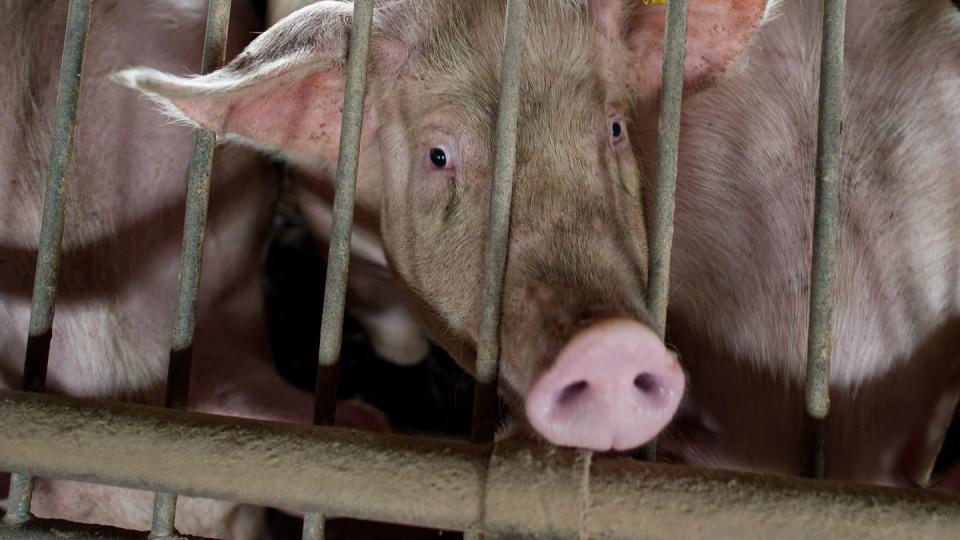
[524,319,684,452]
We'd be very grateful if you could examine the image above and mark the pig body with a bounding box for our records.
[0,1,360,536]
[124,0,960,494]
[659,0,960,486]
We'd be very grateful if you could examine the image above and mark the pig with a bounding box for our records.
[120,0,960,492]
[1,0,385,537]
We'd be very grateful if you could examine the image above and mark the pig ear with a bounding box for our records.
[114,2,408,160]
[596,0,769,97]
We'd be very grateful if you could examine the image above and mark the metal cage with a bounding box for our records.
[2,0,958,539]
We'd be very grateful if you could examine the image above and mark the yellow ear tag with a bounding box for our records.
[641,0,668,4]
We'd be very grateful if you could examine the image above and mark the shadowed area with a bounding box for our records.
[262,197,473,539]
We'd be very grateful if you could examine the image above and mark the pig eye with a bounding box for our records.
[429,147,451,169]
[610,118,626,146]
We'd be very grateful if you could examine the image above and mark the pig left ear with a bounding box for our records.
[114,2,409,160]
[596,0,769,97]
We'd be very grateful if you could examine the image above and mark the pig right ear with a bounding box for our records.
[594,0,770,98]
[114,2,408,160]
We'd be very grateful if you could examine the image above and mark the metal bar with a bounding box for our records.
[470,0,530,447]
[2,391,959,539]
[312,0,374,425]
[301,512,324,540]
[467,5,530,537]
[803,0,847,480]
[642,0,689,462]
[0,516,214,540]
[148,1,232,537]
[4,0,93,526]
[304,1,375,537]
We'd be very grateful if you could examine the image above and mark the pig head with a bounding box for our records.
[119,0,766,453]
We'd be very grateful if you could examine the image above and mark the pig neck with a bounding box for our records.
[654,0,960,486]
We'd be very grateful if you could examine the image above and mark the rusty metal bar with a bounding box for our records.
[2,390,960,538]
[147,1,232,537]
[0,516,214,540]
[642,0,689,462]
[304,0,375,537]
[803,0,847,480]
[470,0,530,448]
[3,0,93,526]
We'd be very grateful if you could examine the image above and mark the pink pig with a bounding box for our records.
[126,0,960,490]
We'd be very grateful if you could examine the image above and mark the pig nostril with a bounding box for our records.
[633,373,658,394]
[556,380,589,405]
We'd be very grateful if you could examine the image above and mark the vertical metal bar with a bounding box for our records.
[465,3,529,538]
[301,512,324,540]
[803,0,847,480]
[642,0,689,462]
[311,0,374,426]
[469,0,529,447]
[302,0,375,538]
[3,0,93,526]
[147,0,232,537]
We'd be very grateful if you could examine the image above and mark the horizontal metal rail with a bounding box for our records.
[1,390,958,539]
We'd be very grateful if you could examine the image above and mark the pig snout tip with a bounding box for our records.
[524,319,684,452]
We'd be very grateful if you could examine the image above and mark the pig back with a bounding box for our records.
[0,0,278,401]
